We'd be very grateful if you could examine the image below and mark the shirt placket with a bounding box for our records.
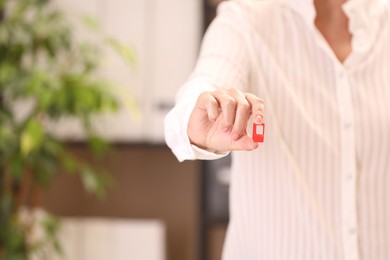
[336,69,359,260]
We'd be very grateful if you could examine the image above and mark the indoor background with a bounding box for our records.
[35,0,228,260]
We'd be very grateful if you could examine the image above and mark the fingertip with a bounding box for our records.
[249,141,258,150]
[254,114,264,124]
[240,138,258,151]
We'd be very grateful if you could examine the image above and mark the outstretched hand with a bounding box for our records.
[187,88,264,152]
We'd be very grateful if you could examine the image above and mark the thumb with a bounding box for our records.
[229,135,258,151]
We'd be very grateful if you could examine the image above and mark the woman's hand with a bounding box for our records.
[187,88,264,152]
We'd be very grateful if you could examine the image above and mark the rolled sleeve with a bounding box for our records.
[164,78,230,161]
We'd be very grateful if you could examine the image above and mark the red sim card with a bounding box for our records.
[252,123,265,143]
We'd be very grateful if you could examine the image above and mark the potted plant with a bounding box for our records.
[0,0,136,258]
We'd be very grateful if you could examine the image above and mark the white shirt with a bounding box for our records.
[164,0,390,259]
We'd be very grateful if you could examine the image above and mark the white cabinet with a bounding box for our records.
[43,218,166,260]
[148,0,202,141]
[52,0,202,143]
[97,0,147,142]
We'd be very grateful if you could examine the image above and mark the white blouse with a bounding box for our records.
[164,0,390,259]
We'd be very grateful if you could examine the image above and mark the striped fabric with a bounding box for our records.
[164,0,390,259]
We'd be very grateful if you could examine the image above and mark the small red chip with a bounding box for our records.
[252,123,265,143]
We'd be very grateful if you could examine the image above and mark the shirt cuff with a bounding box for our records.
[164,78,230,162]
[191,144,230,160]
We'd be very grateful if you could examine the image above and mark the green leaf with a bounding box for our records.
[87,135,109,156]
[26,71,46,95]
[29,213,63,258]
[20,119,44,156]
[81,15,101,32]
[106,38,137,66]
[79,166,114,198]
[9,155,24,180]
[0,63,17,88]
[115,87,141,121]
[0,121,17,155]
[42,215,60,235]
[37,88,54,110]
[62,154,77,173]
[81,167,100,194]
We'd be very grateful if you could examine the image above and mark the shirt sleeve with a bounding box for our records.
[164,1,251,162]
[192,2,251,92]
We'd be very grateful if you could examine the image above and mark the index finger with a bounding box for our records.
[245,93,264,124]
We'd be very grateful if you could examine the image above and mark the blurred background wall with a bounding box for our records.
[41,0,229,260]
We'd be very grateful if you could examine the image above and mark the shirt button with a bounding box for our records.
[349,228,357,235]
[355,41,366,51]
[345,173,354,181]
[344,122,352,129]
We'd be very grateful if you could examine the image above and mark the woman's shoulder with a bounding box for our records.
[216,0,283,31]
[218,0,282,15]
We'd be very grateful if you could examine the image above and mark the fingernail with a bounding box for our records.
[255,115,263,124]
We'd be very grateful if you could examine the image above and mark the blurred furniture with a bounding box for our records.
[201,156,230,260]
[41,1,228,259]
[52,0,202,143]
[52,218,165,260]
[201,1,229,260]
[43,145,201,260]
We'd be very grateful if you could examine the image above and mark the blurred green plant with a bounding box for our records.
[0,0,136,259]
